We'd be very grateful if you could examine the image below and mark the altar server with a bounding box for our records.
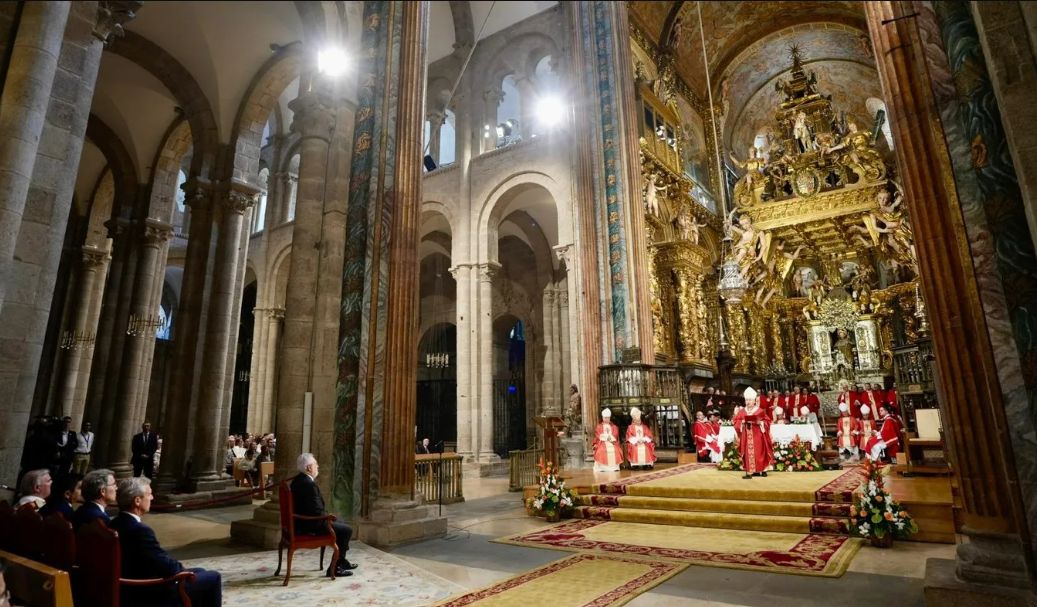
[593,408,623,472]
[733,387,773,479]
[693,411,713,462]
[866,406,902,461]
[626,407,656,469]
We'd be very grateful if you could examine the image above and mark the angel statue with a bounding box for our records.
[730,146,766,208]
[644,172,669,217]
[676,208,700,244]
[793,111,813,153]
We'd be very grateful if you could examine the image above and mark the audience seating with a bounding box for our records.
[39,513,76,572]
[0,501,14,551]
[232,458,253,487]
[259,461,275,498]
[275,479,339,586]
[75,519,196,607]
[13,504,44,562]
[0,548,73,607]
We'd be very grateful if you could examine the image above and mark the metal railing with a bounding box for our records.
[598,364,688,449]
[508,447,544,491]
[893,338,934,392]
[414,453,464,504]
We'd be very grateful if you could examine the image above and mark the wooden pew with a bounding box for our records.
[0,548,74,607]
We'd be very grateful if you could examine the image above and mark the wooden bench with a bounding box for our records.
[0,548,73,607]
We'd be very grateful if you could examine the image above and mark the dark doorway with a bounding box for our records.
[229,281,256,434]
[416,323,457,449]
[493,317,527,457]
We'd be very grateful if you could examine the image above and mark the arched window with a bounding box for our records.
[286,154,300,222]
[534,55,560,96]
[252,167,269,234]
[439,109,456,165]
[496,75,522,148]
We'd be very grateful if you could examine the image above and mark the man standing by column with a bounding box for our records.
[131,422,158,478]
[55,416,78,477]
[73,421,94,475]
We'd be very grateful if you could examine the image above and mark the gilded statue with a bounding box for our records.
[843,121,884,181]
[676,208,700,244]
[730,146,765,208]
[793,111,813,153]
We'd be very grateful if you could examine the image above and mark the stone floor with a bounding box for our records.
[153,475,956,606]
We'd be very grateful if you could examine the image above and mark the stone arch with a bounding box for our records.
[477,171,567,264]
[106,31,219,179]
[145,118,193,223]
[228,48,303,189]
[86,114,139,222]
[266,242,293,308]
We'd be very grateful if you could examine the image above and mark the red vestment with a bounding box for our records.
[871,389,886,409]
[876,415,901,458]
[886,388,899,411]
[861,391,880,420]
[693,419,712,459]
[593,421,623,471]
[806,393,821,414]
[626,421,657,466]
[839,391,859,418]
[733,405,773,474]
[858,419,877,452]
[836,415,860,450]
[788,393,805,416]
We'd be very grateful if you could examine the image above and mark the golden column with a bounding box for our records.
[867,1,1034,594]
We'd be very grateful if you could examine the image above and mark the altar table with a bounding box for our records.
[717,423,824,451]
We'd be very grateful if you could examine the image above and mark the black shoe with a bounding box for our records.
[760,471,768,477]
[742,474,752,479]
[327,566,354,578]
[339,560,358,571]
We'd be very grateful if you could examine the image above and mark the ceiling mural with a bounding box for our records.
[720,23,876,149]
[730,60,883,155]
[627,1,866,95]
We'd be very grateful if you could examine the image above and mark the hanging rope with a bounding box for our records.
[697,1,727,216]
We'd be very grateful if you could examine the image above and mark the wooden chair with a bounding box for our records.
[39,513,76,571]
[13,503,44,561]
[232,458,253,487]
[275,479,339,586]
[0,548,74,607]
[75,519,196,607]
[258,461,275,498]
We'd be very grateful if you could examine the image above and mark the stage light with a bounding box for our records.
[536,95,565,128]
[317,47,350,78]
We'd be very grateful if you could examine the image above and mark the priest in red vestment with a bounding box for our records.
[805,388,821,415]
[835,402,860,459]
[870,383,887,410]
[593,408,623,472]
[838,387,858,418]
[861,383,881,419]
[692,410,715,462]
[626,407,656,469]
[866,406,902,461]
[788,387,805,418]
[858,404,877,453]
[733,387,773,479]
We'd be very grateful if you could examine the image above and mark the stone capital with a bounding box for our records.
[141,219,174,246]
[268,307,285,320]
[289,92,336,140]
[219,182,261,215]
[182,178,213,210]
[477,262,501,283]
[81,246,110,268]
[103,216,132,240]
[94,1,141,45]
[483,88,504,104]
[552,243,573,267]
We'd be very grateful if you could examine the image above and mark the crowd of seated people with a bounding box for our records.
[223,432,276,487]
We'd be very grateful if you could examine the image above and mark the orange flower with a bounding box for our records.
[850,506,857,517]
[884,512,894,521]
[875,495,883,502]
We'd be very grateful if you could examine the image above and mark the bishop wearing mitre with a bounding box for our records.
[593,408,623,472]
[858,404,877,454]
[626,407,657,469]
[733,387,773,479]
[835,402,860,459]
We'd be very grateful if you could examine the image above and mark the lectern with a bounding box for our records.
[535,415,566,468]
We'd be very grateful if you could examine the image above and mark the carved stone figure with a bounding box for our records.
[676,208,700,244]
[566,384,583,438]
[793,111,813,153]
[644,172,668,216]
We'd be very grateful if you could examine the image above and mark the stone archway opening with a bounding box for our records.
[493,314,527,457]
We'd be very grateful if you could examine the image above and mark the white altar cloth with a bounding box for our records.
[718,423,824,451]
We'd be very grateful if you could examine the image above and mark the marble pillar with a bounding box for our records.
[867,1,1036,594]
[189,186,256,489]
[108,219,172,476]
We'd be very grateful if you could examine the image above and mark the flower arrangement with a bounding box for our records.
[529,459,576,521]
[772,437,822,472]
[851,458,918,545]
[718,441,743,471]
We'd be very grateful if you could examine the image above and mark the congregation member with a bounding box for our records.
[131,422,159,478]
[111,478,222,606]
[73,422,94,475]
[40,474,82,519]
[835,402,860,460]
[733,387,773,479]
[224,437,238,476]
[54,417,77,476]
[235,448,259,486]
[15,469,51,509]
[72,468,116,530]
[592,408,623,472]
[416,437,432,454]
[292,453,357,578]
[625,407,656,469]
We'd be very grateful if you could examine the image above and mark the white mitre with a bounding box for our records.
[743,386,758,401]
[601,408,612,418]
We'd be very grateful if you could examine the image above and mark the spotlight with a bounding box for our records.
[318,47,350,78]
[536,95,565,128]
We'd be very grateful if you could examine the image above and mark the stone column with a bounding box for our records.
[107,219,171,476]
[482,88,503,152]
[260,307,283,433]
[0,1,70,313]
[334,1,446,547]
[867,1,1036,596]
[476,262,501,462]
[427,109,444,163]
[246,307,268,432]
[69,245,109,424]
[58,245,109,419]
[189,186,256,489]
[450,264,474,461]
[154,182,213,493]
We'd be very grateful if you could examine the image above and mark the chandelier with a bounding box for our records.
[425,352,450,369]
[718,259,748,304]
[817,298,859,331]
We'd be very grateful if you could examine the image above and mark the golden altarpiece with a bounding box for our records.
[637,48,931,414]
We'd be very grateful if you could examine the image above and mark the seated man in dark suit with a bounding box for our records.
[291,453,357,578]
[40,473,82,519]
[110,477,222,607]
[72,468,116,530]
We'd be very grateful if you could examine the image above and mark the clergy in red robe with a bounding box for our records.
[861,383,881,418]
[835,402,860,458]
[788,387,805,417]
[771,406,788,425]
[870,384,887,410]
[805,389,821,415]
[692,411,713,462]
[858,405,877,452]
[626,407,656,469]
[838,389,859,418]
[886,386,899,412]
[866,406,902,461]
[733,387,773,478]
[593,408,623,472]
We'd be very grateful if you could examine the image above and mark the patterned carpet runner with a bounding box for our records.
[431,553,688,607]
[573,464,864,536]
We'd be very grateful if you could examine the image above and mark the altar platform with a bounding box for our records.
[553,462,955,544]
